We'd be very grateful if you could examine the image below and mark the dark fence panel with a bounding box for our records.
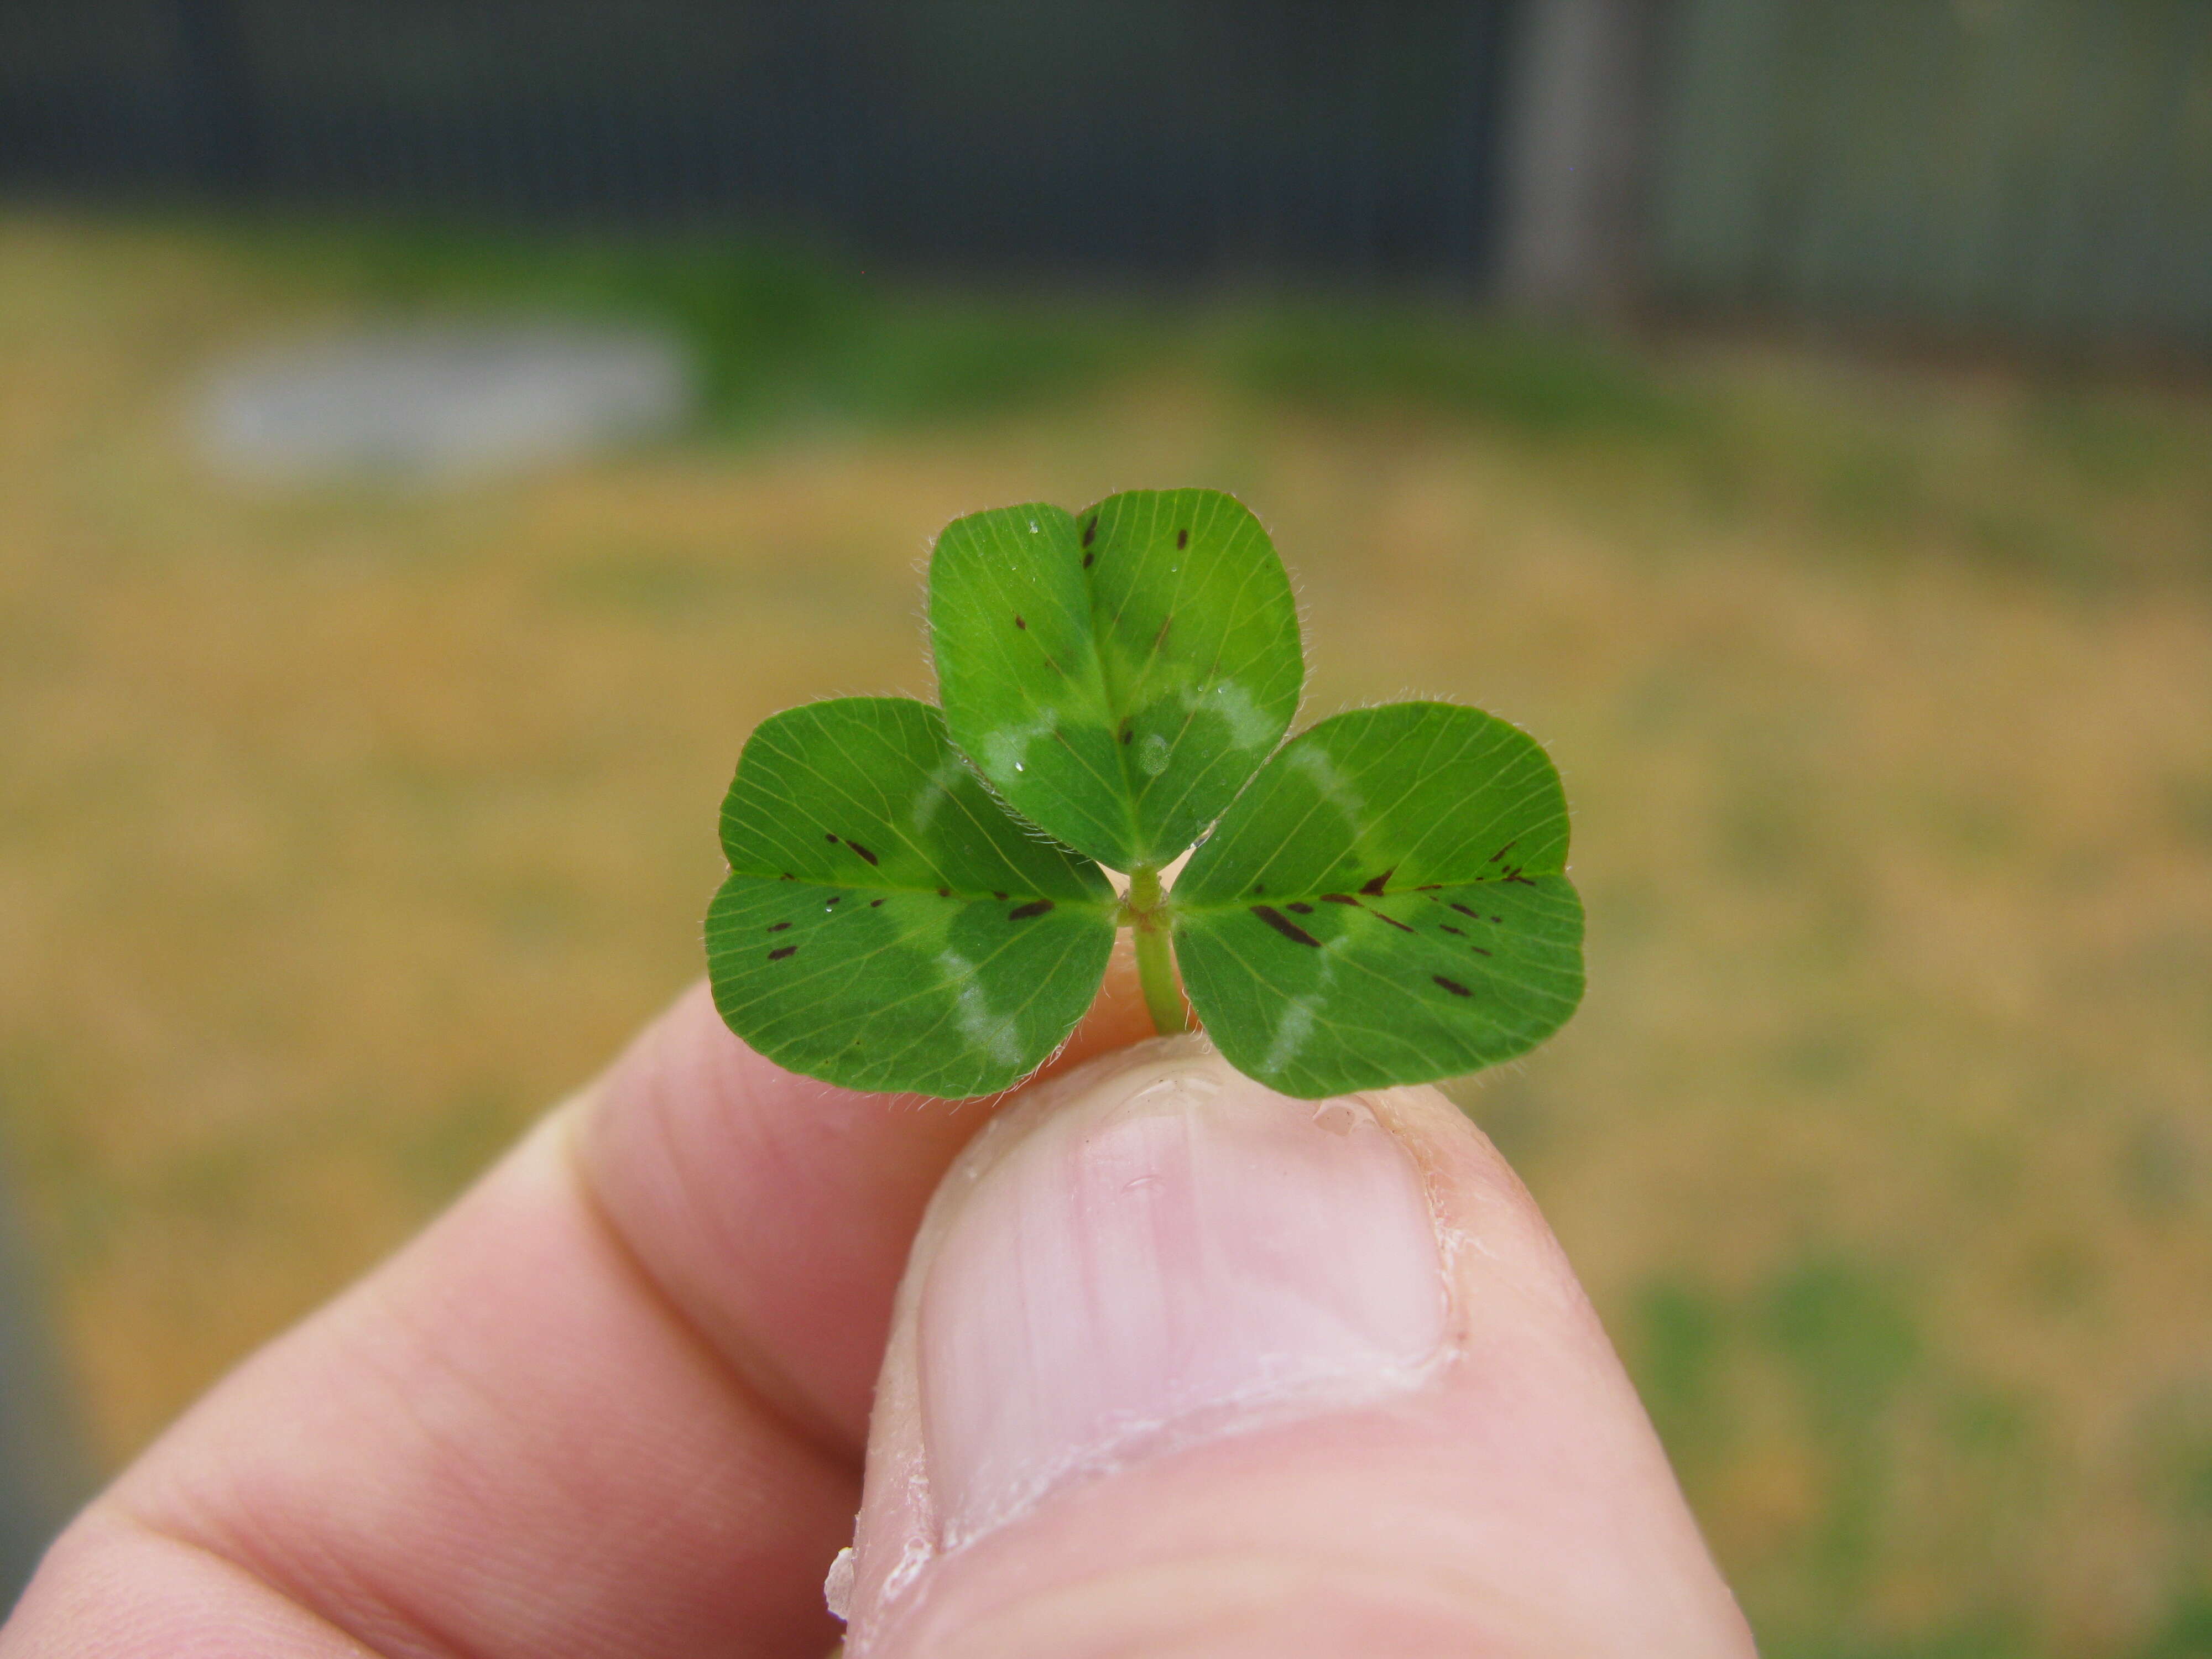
[0,0,1518,279]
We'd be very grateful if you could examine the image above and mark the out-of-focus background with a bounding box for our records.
[3,0,2210,1650]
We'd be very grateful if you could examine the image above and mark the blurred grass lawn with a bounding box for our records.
[2,212,2210,1657]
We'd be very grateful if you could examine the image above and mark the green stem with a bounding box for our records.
[1126,865,1192,1037]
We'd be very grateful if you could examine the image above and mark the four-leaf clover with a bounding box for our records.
[705,488,1584,1099]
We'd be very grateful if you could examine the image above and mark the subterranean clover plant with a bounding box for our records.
[705,488,1584,1101]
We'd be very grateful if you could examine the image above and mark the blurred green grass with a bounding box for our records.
[223,220,1143,429]
[1,212,2209,1656]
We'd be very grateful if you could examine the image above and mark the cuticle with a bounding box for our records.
[1355,1087,1470,1361]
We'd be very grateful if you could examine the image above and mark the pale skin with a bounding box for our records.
[1,948,1756,1657]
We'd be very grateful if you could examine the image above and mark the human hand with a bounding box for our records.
[1,957,1754,1656]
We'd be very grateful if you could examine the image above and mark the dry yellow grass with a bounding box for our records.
[2,213,2209,1656]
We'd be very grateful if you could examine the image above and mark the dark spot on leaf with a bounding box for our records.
[1286,901,1314,914]
[1433,975,1471,997]
[1441,924,1463,936]
[1505,873,1538,886]
[1151,615,1172,651]
[1373,911,1415,933]
[1449,902,1479,918]
[826,895,842,906]
[1118,717,1134,744]
[1008,899,1055,921]
[1251,882,1264,895]
[844,839,879,865]
[1176,528,1188,549]
[1014,614,1026,630]
[1251,905,1322,947]
[1082,516,1097,547]
[1491,915,1501,924]
[1320,893,1360,906]
[769,945,797,961]
[1468,944,1492,956]
[1359,870,1394,896]
[825,833,839,844]
[1082,551,1095,568]
[769,921,791,932]
[937,887,951,898]
[1416,884,1442,891]
[993,890,1008,901]
[869,898,884,907]
[1489,839,1517,864]
[779,872,794,881]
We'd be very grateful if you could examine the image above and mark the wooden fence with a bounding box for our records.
[0,0,1519,278]
[4,1,2210,368]
[1652,0,2212,351]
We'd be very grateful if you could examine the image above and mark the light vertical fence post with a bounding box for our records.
[1494,0,1673,315]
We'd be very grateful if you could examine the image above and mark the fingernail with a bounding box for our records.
[916,1038,1448,1546]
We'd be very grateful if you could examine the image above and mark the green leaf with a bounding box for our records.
[706,697,1117,1098]
[928,488,1303,870]
[1171,702,1585,1098]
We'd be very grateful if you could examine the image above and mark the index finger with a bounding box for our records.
[3,952,1154,1659]
[577,948,1158,1455]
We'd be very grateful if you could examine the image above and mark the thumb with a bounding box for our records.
[835,1036,1754,1658]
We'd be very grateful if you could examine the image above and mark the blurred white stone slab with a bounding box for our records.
[195,322,693,484]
